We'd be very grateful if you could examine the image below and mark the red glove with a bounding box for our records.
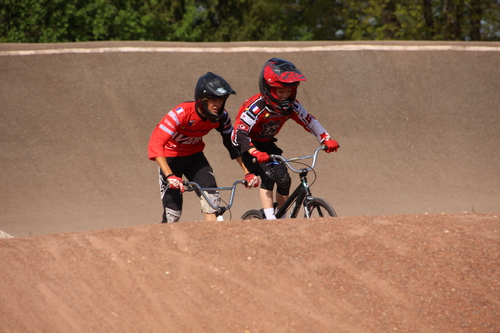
[321,132,340,153]
[244,173,260,188]
[250,149,270,163]
[166,174,185,193]
[320,133,339,153]
[323,139,339,153]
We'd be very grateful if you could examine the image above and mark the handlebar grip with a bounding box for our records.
[321,143,340,152]
[252,155,276,164]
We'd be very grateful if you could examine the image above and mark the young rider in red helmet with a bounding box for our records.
[148,72,259,223]
[232,58,339,220]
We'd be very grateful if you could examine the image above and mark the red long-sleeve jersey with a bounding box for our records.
[231,94,331,153]
[148,101,239,159]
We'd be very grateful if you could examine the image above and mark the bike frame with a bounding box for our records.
[270,146,325,218]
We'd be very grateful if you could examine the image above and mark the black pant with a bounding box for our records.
[159,152,216,221]
[242,140,291,195]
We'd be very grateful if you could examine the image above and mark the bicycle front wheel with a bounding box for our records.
[241,209,265,220]
[306,198,337,218]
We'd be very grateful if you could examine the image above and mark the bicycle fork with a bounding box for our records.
[299,172,316,218]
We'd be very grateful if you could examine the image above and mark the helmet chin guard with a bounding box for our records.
[259,58,306,115]
[194,72,236,123]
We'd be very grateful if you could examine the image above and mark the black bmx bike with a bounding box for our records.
[241,146,337,220]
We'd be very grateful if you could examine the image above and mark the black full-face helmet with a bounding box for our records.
[194,72,236,123]
[259,58,307,116]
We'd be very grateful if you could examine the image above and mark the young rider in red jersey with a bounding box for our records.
[232,58,339,220]
[148,72,259,223]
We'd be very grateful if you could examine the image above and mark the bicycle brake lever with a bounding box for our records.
[182,181,195,192]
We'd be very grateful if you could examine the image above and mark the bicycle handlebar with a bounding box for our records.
[183,179,248,212]
[254,145,327,173]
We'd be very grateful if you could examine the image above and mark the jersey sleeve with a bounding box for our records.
[217,111,241,159]
[147,110,179,160]
[291,101,331,144]
[232,100,259,153]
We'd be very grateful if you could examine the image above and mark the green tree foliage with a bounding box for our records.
[1,0,498,42]
[341,0,500,40]
[0,0,198,42]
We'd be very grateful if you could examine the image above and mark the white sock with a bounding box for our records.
[263,208,276,220]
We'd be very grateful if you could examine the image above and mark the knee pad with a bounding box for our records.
[164,208,181,223]
[200,191,221,214]
[276,172,291,196]
[260,170,276,191]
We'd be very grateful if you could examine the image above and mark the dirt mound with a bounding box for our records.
[1,213,498,332]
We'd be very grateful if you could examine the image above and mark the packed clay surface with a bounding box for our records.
[1,213,499,332]
[1,42,499,332]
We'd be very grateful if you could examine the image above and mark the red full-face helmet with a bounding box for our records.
[259,58,306,115]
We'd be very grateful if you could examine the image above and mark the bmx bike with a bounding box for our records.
[241,146,337,220]
[183,179,248,220]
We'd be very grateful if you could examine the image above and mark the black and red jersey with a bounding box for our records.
[148,101,239,159]
[232,93,331,153]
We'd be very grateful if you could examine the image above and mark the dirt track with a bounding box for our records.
[0,42,499,332]
[1,213,499,332]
